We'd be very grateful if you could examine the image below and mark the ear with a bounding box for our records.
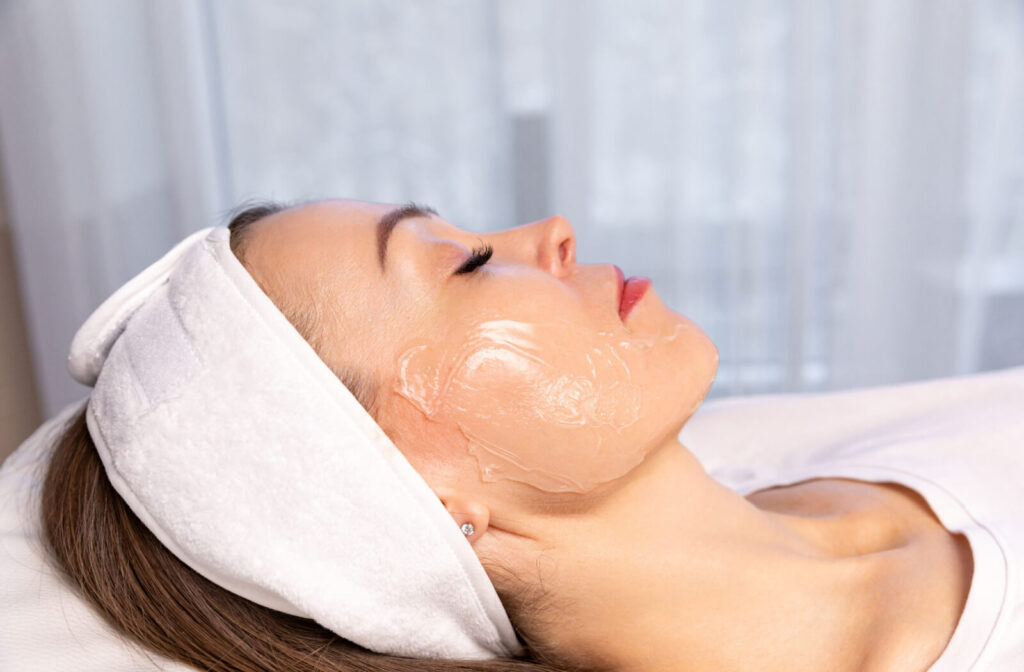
[437,490,490,546]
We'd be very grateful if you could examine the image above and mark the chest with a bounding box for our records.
[749,477,975,670]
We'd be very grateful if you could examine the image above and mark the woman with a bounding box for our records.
[33,199,1016,671]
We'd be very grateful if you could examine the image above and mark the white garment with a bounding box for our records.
[682,365,1024,671]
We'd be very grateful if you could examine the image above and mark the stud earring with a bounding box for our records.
[460,522,475,536]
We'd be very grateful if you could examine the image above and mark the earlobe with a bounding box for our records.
[438,492,490,545]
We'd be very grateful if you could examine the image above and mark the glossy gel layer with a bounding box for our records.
[394,318,687,493]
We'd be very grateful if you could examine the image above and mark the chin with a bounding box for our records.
[669,317,720,419]
[693,327,720,396]
[622,288,720,423]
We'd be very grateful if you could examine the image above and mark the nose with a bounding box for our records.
[499,215,576,276]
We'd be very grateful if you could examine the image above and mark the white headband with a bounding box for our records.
[67,226,523,660]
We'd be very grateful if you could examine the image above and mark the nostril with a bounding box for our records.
[559,240,570,265]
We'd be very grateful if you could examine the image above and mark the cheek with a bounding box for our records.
[393,319,695,493]
[375,390,471,487]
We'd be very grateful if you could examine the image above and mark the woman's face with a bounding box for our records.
[244,199,719,494]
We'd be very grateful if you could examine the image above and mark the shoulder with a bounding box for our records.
[747,476,933,525]
[748,476,972,566]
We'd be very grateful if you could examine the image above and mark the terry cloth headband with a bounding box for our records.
[66,226,523,660]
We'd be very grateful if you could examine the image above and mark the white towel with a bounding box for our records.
[66,227,523,660]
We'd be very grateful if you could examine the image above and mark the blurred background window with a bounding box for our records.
[0,0,1022,424]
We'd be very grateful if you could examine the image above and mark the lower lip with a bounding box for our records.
[619,276,651,322]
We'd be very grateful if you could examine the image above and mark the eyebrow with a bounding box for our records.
[377,203,438,272]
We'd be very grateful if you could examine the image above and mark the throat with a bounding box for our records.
[516,444,971,672]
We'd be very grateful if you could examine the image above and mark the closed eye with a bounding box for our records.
[454,243,493,275]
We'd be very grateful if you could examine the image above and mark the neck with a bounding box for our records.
[485,439,931,672]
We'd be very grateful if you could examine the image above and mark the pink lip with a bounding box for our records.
[610,264,651,323]
[615,268,651,322]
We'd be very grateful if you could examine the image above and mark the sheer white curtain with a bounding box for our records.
[2,0,1022,415]
[0,0,230,414]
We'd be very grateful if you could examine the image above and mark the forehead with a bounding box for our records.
[240,196,454,327]
[246,198,456,270]
[249,199,391,259]
[240,199,417,373]
[240,199,399,333]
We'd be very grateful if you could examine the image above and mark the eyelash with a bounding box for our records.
[454,243,493,275]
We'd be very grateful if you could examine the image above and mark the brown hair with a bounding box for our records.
[40,409,584,671]
[37,202,593,671]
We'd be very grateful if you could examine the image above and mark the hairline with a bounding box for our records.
[226,200,379,416]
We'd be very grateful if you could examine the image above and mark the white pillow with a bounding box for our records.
[682,364,1024,485]
[0,399,197,672]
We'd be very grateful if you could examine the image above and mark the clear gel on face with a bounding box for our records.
[394,318,690,493]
